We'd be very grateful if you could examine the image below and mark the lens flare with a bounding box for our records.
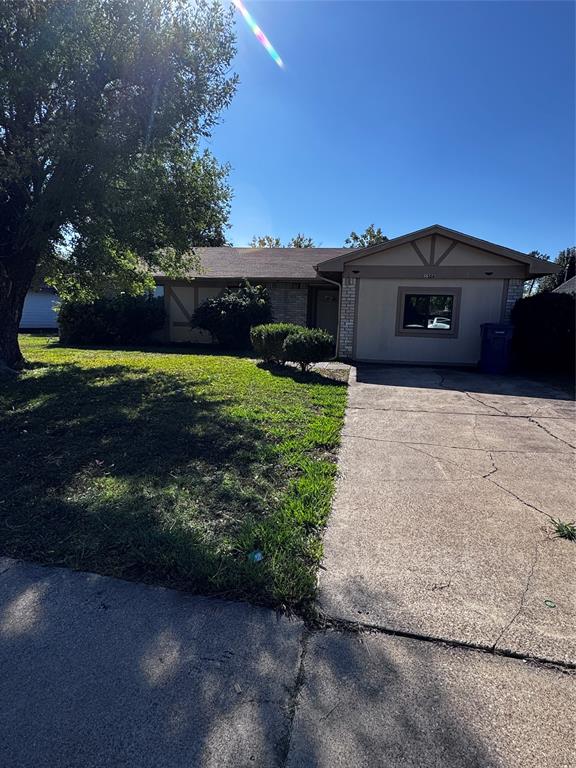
[233,0,284,69]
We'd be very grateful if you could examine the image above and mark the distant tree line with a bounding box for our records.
[249,224,388,249]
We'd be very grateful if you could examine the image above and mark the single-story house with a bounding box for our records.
[155,224,558,366]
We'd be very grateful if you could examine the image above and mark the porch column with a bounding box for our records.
[338,276,357,358]
[503,278,525,321]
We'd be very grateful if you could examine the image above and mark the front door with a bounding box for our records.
[314,288,339,338]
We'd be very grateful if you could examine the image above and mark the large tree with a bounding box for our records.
[0,0,237,367]
[344,224,388,248]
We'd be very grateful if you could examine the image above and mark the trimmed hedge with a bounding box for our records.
[511,292,575,374]
[191,280,271,348]
[250,323,303,364]
[283,328,334,371]
[58,295,165,345]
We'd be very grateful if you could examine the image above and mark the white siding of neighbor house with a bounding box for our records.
[354,278,505,365]
[20,292,59,329]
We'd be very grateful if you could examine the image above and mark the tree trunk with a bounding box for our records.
[0,256,37,370]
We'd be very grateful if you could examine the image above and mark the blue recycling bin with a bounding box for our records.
[480,323,514,374]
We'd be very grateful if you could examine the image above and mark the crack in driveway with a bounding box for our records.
[529,417,576,450]
[491,540,544,653]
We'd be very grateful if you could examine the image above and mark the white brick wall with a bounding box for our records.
[504,278,525,321]
[338,276,357,358]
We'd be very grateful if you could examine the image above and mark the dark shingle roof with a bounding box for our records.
[154,247,352,281]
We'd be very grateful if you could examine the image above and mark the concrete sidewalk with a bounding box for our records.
[319,366,576,666]
[0,558,574,767]
[0,557,302,768]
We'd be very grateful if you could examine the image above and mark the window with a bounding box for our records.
[396,287,461,338]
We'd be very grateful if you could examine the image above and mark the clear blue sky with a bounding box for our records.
[208,1,575,256]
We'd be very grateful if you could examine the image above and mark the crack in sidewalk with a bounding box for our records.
[307,610,574,674]
[278,627,311,767]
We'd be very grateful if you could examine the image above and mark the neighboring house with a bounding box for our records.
[20,286,59,329]
[155,224,558,366]
[553,275,576,294]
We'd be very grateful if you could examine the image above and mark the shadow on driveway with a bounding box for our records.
[355,364,575,400]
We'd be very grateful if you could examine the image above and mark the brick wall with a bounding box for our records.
[267,283,308,326]
[338,276,357,358]
[503,278,525,321]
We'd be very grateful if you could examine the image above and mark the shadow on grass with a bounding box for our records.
[0,359,297,600]
[256,361,346,388]
[35,334,257,359]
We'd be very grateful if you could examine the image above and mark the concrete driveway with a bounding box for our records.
[319,366,576,666]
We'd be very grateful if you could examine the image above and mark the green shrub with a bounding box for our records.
[191,280,272,348]
[283,328,334,372]
[511,292,575,373]
[58,295,165,345]
[250,323,303,364]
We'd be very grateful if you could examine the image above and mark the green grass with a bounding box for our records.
[0,335,347,608]
[549,517,576,541]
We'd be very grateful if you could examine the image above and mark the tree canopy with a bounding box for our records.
[0,0,237,366]
[537,247,575,293]
[287,233,316,248]
[344,224,388,248]
[249,235,282,248]
[249,234,317,248]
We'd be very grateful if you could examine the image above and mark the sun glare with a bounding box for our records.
[232,0,284,69]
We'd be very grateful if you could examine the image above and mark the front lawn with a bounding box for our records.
[0,335,347,608]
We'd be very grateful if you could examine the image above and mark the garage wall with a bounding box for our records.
[354,278,505,365]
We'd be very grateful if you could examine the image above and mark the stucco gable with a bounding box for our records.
[315,225,559,276]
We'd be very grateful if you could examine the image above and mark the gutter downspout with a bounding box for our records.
[313,267,342,360]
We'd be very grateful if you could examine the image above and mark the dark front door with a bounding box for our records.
[314,288,339,338]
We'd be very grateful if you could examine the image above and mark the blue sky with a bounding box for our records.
[209,1,575,256]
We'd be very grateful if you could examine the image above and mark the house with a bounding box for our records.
[553,275,576,294]
[153,224,557,365]
[20,285,59,329]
